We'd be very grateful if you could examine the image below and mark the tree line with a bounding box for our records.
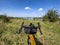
[0,9,60,22]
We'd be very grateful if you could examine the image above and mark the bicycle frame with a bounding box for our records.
[28,34,36,45]
[19,22,42,45]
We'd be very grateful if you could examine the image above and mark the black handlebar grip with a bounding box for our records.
[19,22,24,34]
[37,22,40,30]
[37,22,42,35]
[21,22,24,27]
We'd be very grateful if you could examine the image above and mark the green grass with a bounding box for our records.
[0,19,60,45]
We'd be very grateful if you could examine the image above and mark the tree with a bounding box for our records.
[43,9,59,22]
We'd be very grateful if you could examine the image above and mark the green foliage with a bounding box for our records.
[43,9,59,22]
[0,15,10,23]
[43,15,48,21]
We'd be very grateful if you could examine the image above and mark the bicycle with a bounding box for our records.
[19,22,42,45]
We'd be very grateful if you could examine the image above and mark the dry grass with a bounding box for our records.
[0,19,60,45]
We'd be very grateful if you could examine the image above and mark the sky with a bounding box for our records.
[0,0,60,17]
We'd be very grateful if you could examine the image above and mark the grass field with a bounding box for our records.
[0,19,60,45]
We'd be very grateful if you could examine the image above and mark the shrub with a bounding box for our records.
[43,9,59,22]
[0,15,10,23]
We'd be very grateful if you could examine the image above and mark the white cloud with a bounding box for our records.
[38,8,43,11]
[25,7,31,10]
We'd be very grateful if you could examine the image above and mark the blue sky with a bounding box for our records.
[0,0,60,17]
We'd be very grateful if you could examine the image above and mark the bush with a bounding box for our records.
[43,9,59,22]
[0,15,10,23]
[43,15,48,21]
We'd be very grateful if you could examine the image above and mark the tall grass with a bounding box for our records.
[0,20,7,35]
[0,19,60,45]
